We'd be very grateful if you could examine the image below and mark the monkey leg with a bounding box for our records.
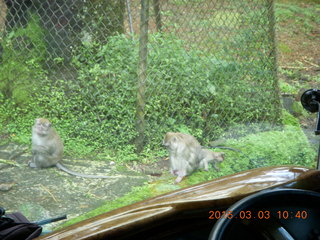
[174,169,187,184]
[28,161,37,168]
[204,164,209,171]
[198,159,209,171]
[29,153,40,168]
[30,153,58,168]
[171,169,179,176]
[212,162,220,171]
[175,175,184,184]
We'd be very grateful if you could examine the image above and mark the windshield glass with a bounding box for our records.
[0,0,318,233]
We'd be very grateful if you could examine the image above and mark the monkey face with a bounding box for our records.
[213,152,225,162]
[163,132,179,150]
[35,118,52,136]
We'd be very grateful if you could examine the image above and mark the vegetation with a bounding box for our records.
[0,0,316,163]
[276,0,320,94]
[0,1,316,161]
[275,2,320,34]
[1,33,281,156]
[0,15,46,107]
[0,0,318,230]
[60,1,320,225]
[61,124,315,227]
[0,31,280,158]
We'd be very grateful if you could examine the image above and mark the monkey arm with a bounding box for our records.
[174,168,187,183]
[32,145,49,154]
[31,145,62,168]
[198,159,209,171]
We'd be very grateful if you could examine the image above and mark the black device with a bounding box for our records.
[301,89,320,169]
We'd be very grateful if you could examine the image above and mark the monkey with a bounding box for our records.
[163,132,202,183]
[198,149,224,172]
[30,118,111,179]
[163,132,227,183]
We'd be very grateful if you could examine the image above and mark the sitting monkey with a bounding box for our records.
[30,118,112,178]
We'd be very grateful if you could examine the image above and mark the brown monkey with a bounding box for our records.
[163,132,225,183]
[30,118,111,179]
[198,149,224,171]
[163,132,202,183]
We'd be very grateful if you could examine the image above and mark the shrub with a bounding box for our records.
[1,33,281,158]
[0,15,46,107]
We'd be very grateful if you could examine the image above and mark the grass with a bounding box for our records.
[275,1,320,33]
[275,0,319,94]
[58,124,315,228]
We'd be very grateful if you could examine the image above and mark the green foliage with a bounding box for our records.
[34,35,140,157]
[171,0,206,5]
[58,125,316,227]
[0,92,39,144]
[275,3,320,33]
[224,125,315,169]
[186,125,316,184]
[1,32,281,158]
[278,42,292,54]
[71,33,279,154]
[282,110,300,126]
[146,32,280,145]
[291,101,309,118]
[278,68,319,99]
[58,184,153,228]
[279,79,297,95]
[0,14,47,106]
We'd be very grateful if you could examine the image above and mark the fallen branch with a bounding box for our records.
[39,184,59,202]
[0,159,21,167]
[280,66,314,70]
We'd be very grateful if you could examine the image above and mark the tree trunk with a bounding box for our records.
[135,0,149,153]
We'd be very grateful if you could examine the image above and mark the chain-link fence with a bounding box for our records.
[0,0,281,154]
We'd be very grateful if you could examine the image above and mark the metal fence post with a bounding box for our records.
[153,0,162,32]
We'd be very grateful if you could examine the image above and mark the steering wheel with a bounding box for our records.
[209,189,320,240]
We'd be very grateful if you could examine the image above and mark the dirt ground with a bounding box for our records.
[0,143,166,232]
[276,1,319,86]
[275,0,319,145]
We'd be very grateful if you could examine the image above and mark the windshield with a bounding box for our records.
[0,0,318,234]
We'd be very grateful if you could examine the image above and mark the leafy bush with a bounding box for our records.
[60,125,316,227]
[1,33,282,158]
[275,3,320,33]
[0,14,45,141]
[186,125,316,185]
[223,125,315,169]
[0,15,46,106]
[46,33,277,154]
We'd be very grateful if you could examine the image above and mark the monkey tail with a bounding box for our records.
[206,146,255,164]
[56,163,112,179]
[205,146,242,153]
